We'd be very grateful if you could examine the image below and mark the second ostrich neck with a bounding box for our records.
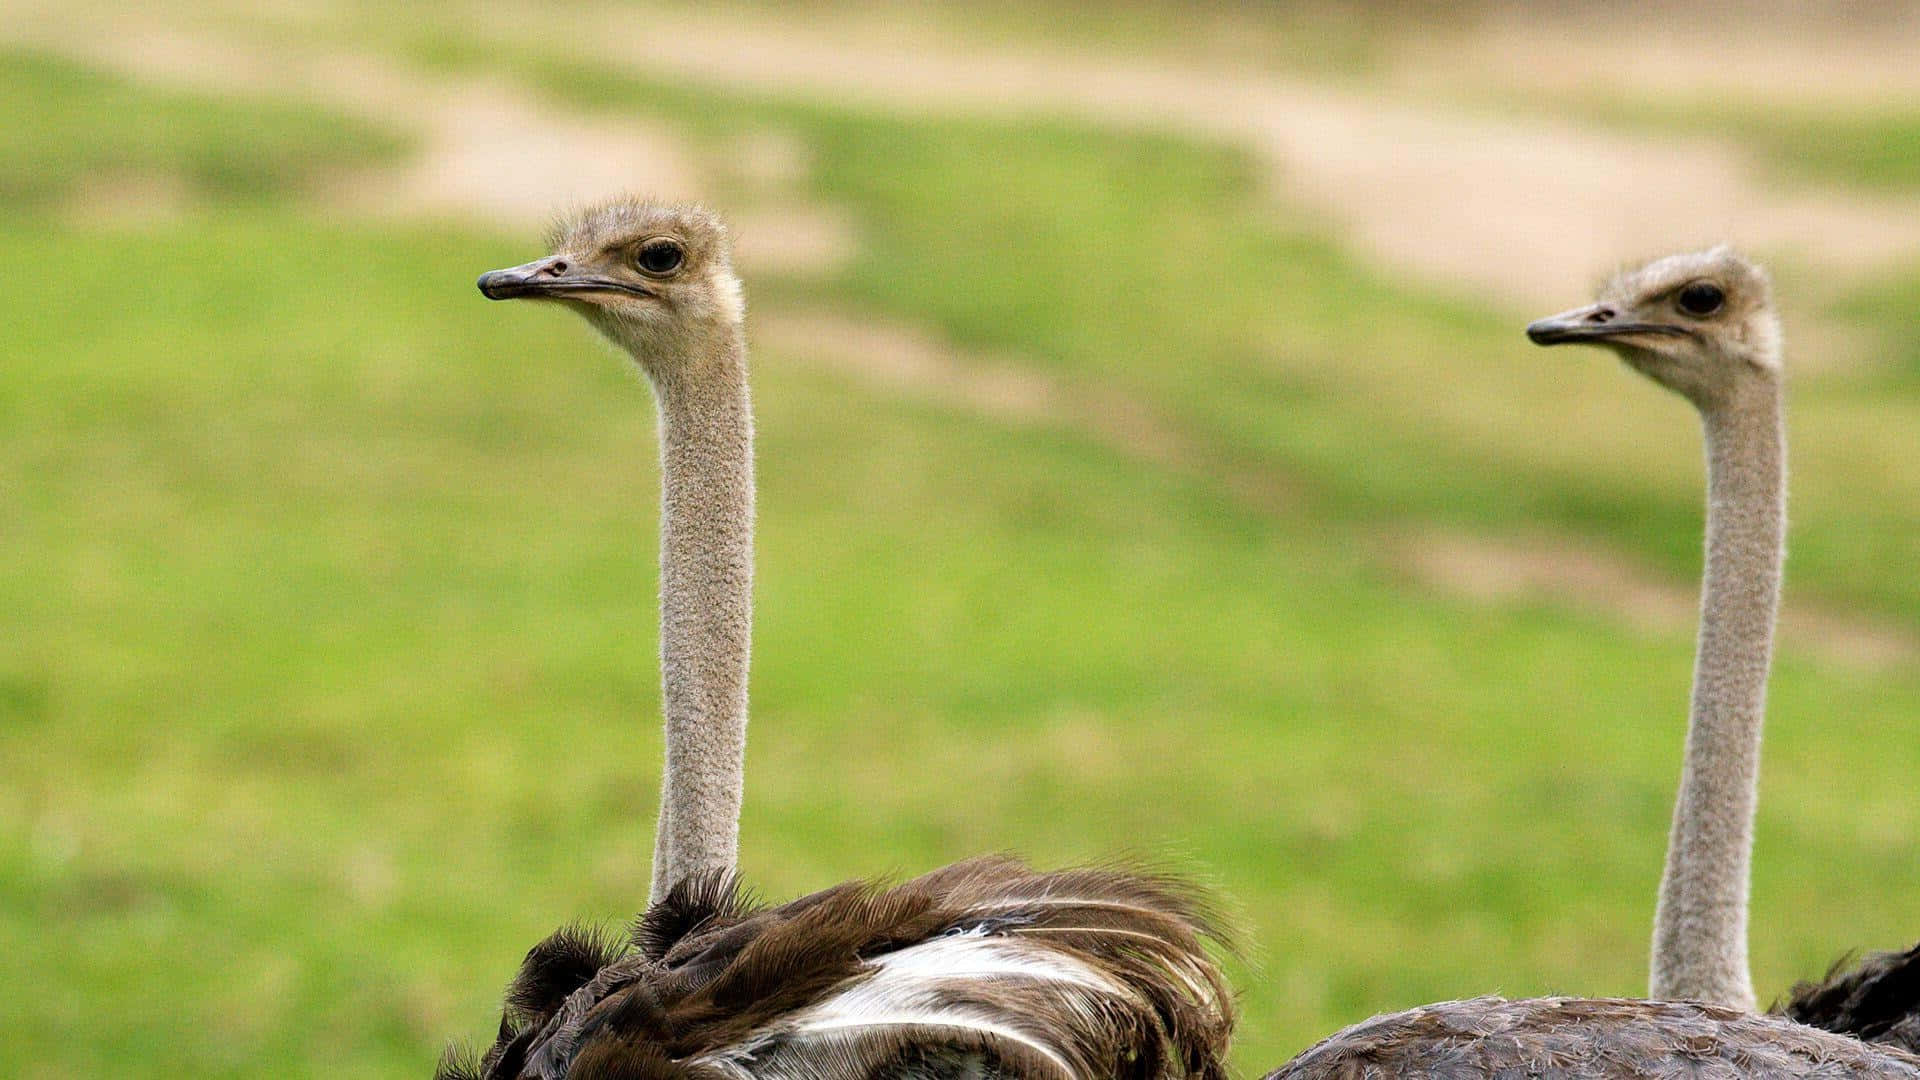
[1650,378,1785,1011]
[645,332,754,904]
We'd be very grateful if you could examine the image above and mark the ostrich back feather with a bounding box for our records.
[1263,995,1920,1079]
[440,856,1236,1080]
[1783,943,1920,1056]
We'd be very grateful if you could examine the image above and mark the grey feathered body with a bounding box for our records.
[439,857,1236,1080]
[1265,996,1920,1079]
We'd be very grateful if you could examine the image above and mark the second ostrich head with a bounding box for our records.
[479,200,756,905]
[1527,247,1782,409]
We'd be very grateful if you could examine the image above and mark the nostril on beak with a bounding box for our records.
[1586,308,1615,324]
[545,260,568,276]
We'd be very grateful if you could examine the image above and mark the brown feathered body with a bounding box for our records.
[1783,944,1920,1057]
[1264,996,1920,1079]
[439,857,1236,1080]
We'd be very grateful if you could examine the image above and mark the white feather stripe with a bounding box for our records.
[948,896,1198,920]
[686,1054,756,1080]
[999,925,1221,1010]
[697,936,1144,1079]
[796,956,1120,1039]
[864,934,1130,995]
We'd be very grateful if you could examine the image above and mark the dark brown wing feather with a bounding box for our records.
[1783,943,1920,1056]
[440,856,1235,1080]
[1263,996,1920,1079]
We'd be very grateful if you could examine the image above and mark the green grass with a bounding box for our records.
[0,48,404,210]
[1833,264,1920,381]
[4,34,1920,1080]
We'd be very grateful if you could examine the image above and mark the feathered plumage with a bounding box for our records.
[1783,943,1920,1056]
[441,856,1237,1080]
[1264,996,1920,1079]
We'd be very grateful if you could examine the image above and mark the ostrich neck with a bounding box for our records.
[644,327,754,904]
[1649,377,1784,1011]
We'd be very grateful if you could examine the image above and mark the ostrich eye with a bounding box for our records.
[1677,281,1725,317]
[635,239,685,276]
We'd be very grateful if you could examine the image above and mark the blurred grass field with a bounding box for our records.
[2,4,1918,1077]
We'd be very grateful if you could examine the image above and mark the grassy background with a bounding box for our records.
[2,5,1918,1077]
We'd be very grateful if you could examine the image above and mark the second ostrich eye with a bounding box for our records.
[636,239,685,276]
[1677,281,1725,317]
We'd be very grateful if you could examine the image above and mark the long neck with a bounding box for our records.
[643,325,754,904]
[1649,377,1784,1010]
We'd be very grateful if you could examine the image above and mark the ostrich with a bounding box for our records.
[444,199,1236,1080]
[1537,247,1785,1012]
[1529,247,1920,1050]
[477,201,754,903]
[1255,249,1920,1078]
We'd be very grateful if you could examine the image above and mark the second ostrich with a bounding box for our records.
[444,200,1235,1080]
[1527,248,1920,1045]
[1252,251,1920,1078]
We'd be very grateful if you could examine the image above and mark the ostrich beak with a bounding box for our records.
[477,257,655,301]
[1527,303,1691,346]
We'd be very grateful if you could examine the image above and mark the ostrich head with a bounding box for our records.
[1526,247,1781,408]
[477,199,744,381]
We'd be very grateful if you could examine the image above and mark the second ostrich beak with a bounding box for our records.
[1527,303,1692,346]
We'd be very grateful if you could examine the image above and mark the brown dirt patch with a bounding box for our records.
[1385,8,1920,108]
[3,12,853,276]
[728,206,859,279]
[10,20,701,227]
[59,171,197,227]
[1396,529,1916,672]
[757,308,1296,515]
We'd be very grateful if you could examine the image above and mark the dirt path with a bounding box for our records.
[0,9,851,276]
[1384,7,1920,108]
[448,3,1920,310]
[18,2,1918,305]
[1393,529,1916,673]
[758,308,1299,517]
